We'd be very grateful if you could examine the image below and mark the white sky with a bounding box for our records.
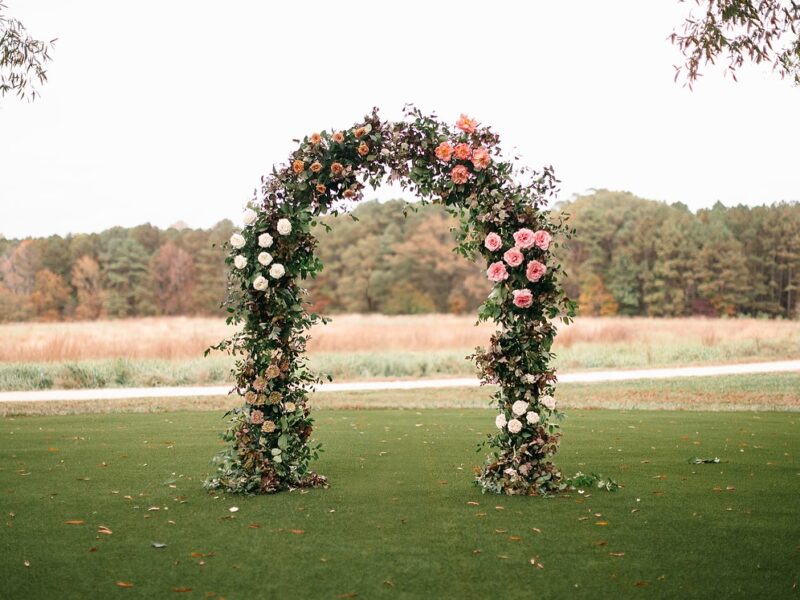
[1,1,798,239]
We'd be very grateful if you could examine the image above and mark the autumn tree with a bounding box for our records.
[150,242,195,315]
[29,268,70,320]
[71,255,104,320]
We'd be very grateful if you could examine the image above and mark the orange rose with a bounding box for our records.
[456,114,478,134]
[310,161,322,173]
[472,147,491,171]
[332,131,345,143]
[454,143,471,160]
[451,165,470,184]
[309,133,322,144]
[354,127,366,138]
[357,142,369,156]
[343,189,355,198]
[315,183,326,194]
[435,142,453,162]
[330,162,344,176]
[292,160,305,174]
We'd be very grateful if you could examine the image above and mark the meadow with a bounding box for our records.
[1,315,798,391]
[1,408,797,599]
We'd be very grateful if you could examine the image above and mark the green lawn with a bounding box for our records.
[1,409,798,598]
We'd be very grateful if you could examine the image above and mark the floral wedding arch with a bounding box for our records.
[204,107,577,496]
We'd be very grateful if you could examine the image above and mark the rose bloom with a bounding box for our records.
[512,288,534,308]
[354,126,366,138]
[262,420,277,433]
[243,208,258,226]
[269,263,285,279]
[541,395,557,410]
[230,233,245,249]
[268,391,282,404]
[451,165,470,184]
[453,143,472,160]
[343,189,356,198]
[233,255,247,270]
[276,218,292,235]
[357,142,369,156]
[315,183,326,194]
[257,252,273,267]
[512,400,528,416]
[484,232,502,252]
[310,161,322,173]
[284,401,297,412]
[252,275,268,291]
[252,376,266,391]
[523,373,537,384]
[292,160,305,174]
[266,365,281,379]
[507,418,523,434]
[472,147,491,170]
[244,390,257,404]
[330,162,344,176]
[434,142,454,162]
[533,229,552,251]
[526,260,547,283]
[258,232,273,248]
[486,261,509,282]
[495,414,507,429]
[250,409,265,425]
[513,228,535,249]
[526,411,540,425]
[503,247,524,267]
[309,132,322,144]
[332,131,345,143]
[456,113,478,133]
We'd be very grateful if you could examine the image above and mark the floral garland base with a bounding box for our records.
[205,107,576,496]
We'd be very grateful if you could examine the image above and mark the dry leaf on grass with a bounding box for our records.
[64,520,84,525]
[171,587,192,593]
[289,529,305,535]
[116,581,134,588]
[609,552,625,557]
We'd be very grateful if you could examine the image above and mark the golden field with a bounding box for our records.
[0,314,798,362]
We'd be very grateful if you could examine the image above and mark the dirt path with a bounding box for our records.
[1,359,797,403]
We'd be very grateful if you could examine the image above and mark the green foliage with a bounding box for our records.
[0,1,54,101]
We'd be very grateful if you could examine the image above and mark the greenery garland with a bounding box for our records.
[204,106,577,496]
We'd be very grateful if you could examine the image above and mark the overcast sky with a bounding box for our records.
[1,1,798,239]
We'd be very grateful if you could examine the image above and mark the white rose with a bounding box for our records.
[233,255,247,270]
[495,414,507,429]
[258,233,273,248]
[230,233,245,249]
[257,252,273,267]
[523,374,537,384]
[269,263,285,279]
[507,418,523,434]
[252,275,268,291]
[526,411,540,425]
[276,218,292,236]
[541,395,557,411]
[243,208,258,226]
[284,401,296,412]
[512,400,528,416]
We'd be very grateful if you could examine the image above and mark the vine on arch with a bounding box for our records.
[203,106,576,496]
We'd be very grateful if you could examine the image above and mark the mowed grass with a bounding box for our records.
[1,315,799,391]
[1,409,798,599]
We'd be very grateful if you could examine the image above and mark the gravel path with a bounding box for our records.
[1,359,797,403]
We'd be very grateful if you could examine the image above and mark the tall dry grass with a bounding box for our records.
[0,314,798,363]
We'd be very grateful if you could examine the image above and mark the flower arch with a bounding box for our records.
[204,107,576,496]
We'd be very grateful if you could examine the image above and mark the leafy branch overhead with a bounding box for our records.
[0,1,55,101]
[671,0,800,86]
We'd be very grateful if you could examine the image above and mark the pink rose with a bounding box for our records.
[456,114,478,133]
[472,147,491,170]
[454,143,471,160]
[525,260,547,282]
[486,261,508,282]
[250,409,265,425]
[512,289,533,308]
[484,232,502,252]
[503,247,524,267]
[434,142,453,162]
[451,165,470,184]
[533,230,552,251]
[513,228,535,249]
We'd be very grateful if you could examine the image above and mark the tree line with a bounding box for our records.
[0,192,797,321]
